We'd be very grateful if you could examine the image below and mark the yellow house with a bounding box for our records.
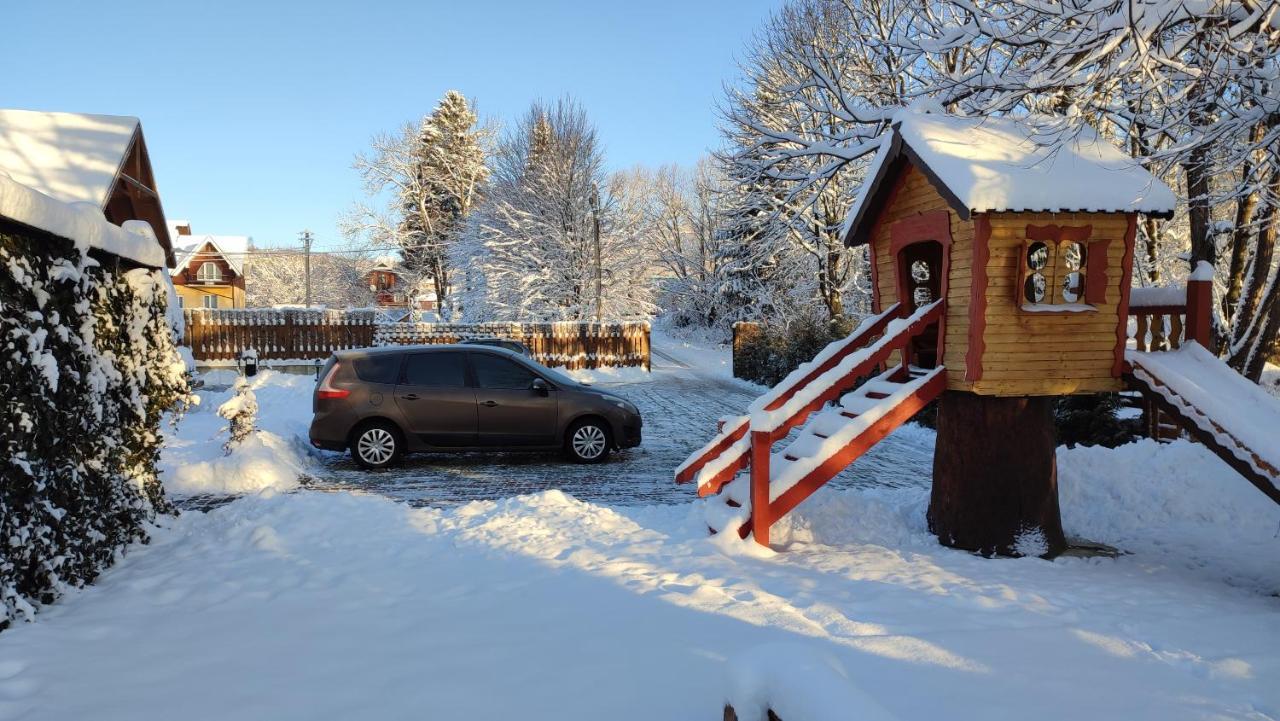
[169,221,249,309]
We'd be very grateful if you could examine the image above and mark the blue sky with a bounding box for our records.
[8,0,778,250]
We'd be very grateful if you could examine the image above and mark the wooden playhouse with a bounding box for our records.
[677,109,1279,555]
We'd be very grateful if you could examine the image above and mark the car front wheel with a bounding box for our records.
[352,422,402,470]
[566,419,611,463]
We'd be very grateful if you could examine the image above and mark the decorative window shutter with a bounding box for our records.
[1085,239,1110,305]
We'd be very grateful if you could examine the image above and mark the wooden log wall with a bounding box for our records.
[182,309,650,370]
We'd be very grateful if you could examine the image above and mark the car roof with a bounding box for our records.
[333,344,522,360]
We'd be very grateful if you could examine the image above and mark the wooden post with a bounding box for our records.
[732,322,762,379]
[750,430,771,547]
[1185,265,1213,347]
[927,392,1067,557]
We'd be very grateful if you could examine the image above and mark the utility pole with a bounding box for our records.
[300,229,314,308]
[590,185,602,322]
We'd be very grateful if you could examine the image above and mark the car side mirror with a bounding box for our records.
[531,378,549,396]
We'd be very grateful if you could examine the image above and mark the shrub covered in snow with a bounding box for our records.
[0,222,191,629]
[218,377,258,453]
[733,315,855,387]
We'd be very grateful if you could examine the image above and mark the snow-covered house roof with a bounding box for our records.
[0,173,166,267]
[842,108,1177,246]
[369,254,404,274]
[0,109,139,207]
[0,109,172,267]
[173,234,251,276]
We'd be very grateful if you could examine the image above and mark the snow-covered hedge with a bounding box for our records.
[0,221,191,630]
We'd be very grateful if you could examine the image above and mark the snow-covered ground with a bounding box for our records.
[2,344,1279,720]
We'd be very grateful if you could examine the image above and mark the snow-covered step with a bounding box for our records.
[767,367,943,500]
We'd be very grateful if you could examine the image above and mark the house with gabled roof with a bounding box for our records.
[0,108,174,269]
[168,221,251,308]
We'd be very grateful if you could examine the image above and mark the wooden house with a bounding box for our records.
[365,256,438,315]
[169,223,250,308]
[0,109,175,269]
[679,108,1180,555]
[841,109,1176,397]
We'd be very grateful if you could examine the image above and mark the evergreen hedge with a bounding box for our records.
[0,222,190,630]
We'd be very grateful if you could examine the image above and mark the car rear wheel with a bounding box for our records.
[352,422,402,470]
[566,419,611,463]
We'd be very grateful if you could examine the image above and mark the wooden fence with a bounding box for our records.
[182,309,650,370]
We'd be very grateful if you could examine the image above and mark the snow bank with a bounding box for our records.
[1060,438,1280,589]
[1,467,1278,719]
[160,370,316,495]
[726,644,898,721]
[564,365,652,384]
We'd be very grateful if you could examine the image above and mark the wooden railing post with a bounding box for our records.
[750,430,771,547]
[1185,262,1213,347]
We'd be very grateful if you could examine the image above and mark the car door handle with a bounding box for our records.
[401,394,420,401]
[480,400,498,407]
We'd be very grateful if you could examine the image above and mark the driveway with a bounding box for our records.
[305,338,933,508]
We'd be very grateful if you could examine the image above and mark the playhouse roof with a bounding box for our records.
[842,109,1177,246]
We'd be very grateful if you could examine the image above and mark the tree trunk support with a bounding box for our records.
[928,392,1066,557]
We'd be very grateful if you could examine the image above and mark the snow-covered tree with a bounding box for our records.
[718,0,1280,378]
[456,98,656,321]
[244,247,375,308]
[344,90,490,318]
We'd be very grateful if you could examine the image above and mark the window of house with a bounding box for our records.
[1022,239,1089,308]
[202,294,218,309]
[196,262,222,282]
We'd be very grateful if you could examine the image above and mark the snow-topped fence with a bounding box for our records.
[182,308,650,370]
[1127,262,1213,352]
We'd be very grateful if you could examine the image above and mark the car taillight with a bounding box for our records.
[317,362,350,400]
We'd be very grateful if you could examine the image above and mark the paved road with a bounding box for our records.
[305,346,933,509]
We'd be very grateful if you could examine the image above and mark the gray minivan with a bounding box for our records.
[309,346,642,469]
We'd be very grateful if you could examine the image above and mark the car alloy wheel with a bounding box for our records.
[357,427,397,467]
[571,424,607,461]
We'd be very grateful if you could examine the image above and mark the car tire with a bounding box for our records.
[351,421,403,470]
[565,418,611,464]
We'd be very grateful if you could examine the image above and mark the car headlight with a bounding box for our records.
[613,400,638,415]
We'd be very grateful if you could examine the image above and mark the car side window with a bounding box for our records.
[470,353,537,390]
[352,354,402,384]
[402,352,468,388]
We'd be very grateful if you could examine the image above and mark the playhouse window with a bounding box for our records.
[910,260,933,306]
[1022,240,1088,308]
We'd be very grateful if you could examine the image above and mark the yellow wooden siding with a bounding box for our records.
[970,211,1129,396]
[869,165,974,391]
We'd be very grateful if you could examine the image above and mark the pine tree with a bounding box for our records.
[346,90,489,320]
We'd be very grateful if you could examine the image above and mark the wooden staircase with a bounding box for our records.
[676,301,947,546]
[1125,345,1280,506]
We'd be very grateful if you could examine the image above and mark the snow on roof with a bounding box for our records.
[843,108,1177,245]
[173,234,251,276]
[0,109,139,207]
[0,172,165,267]
[370,254,403,272]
